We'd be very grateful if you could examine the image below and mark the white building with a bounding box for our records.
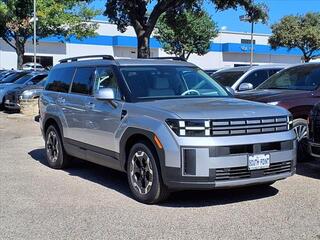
[0,21,302,70]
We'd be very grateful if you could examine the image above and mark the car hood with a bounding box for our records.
[134,97,289,119]
[236,89,311,103]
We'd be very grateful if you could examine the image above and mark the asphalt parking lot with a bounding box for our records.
[0,112,320,240]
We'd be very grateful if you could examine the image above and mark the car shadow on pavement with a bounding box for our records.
[29,148,280,207]
[296,161,320,180]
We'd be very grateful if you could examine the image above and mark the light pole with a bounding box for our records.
[33,0,37,71]
[240,15,254,66]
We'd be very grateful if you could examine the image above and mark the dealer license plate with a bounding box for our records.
[248,154,270,170]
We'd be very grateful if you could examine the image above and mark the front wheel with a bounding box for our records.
[293,119,309,162]
[127,142,169,204]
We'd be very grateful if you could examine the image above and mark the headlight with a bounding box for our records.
[267,101,279,106]
[166,119,211,137]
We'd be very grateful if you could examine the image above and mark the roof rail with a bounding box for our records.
[59,55,114,63]
[150,57,187,61]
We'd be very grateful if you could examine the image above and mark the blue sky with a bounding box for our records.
[91,0,320,34]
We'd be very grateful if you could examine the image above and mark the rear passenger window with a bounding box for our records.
[46,68,75,93]
[71,68,95,95]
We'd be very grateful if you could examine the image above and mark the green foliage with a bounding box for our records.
[269,12,320,62]
[155,10,218,60]
[245,3,268,24]
[0,0,99,68]
[104,0,267,58]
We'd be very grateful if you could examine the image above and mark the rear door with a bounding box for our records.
[62,67,95,143]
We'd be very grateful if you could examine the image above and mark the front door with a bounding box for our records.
[82,66,124,153]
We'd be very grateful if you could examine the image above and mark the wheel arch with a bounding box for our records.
[119,128,165,173]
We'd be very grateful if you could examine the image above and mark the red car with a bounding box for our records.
[237,63,320,159]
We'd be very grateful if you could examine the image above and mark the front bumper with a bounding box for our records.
[159,130,297,190]
[308,141,320,158]
[4,101,20,110]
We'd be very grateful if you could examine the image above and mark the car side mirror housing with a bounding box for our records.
[238,83,254,92]
[225,86,235,96]
[94,88,115,100]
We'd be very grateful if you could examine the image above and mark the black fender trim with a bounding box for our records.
[119,127,168,182]
[42,114,64,139]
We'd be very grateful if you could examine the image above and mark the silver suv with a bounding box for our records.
[39,55,296,204]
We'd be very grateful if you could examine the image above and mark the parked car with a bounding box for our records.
[237,63,320,160]
[39,55,296,204]
[307,102,320,159]
[204,69,219,75]
[0,71,46,108]
[4,77,47,111]
[211,65,286,92]
[0,70,16,82]
[22,62,45,71]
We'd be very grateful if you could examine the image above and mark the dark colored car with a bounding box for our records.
[0,71,15,82]
[307,102,320,159]
[4,76,47,111]
[237,63,320,151]
[0,71,30,84]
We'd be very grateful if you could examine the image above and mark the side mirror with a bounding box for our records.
[238,83,254,92]
[94,88,115,100]
[225,86,235,96]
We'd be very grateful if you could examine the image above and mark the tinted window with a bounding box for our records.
[259,65,320,91]
[121,66,228,100]
[1,72,29,84]
[94,67,121,99]
[242,70,269,89]
[268,68,283,77]
[71,67,95,95]
[211,70,245,87]
[46,68,75,93]
[15,74,34,84]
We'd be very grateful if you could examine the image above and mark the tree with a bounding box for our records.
[104,0,258,58]
[155,10,218,60]
[269,12,320,62]
[0,0,99,69]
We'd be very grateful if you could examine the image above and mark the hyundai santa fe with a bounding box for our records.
[39,55,296,203]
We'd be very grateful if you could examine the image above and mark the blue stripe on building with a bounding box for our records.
[41,35,302,56]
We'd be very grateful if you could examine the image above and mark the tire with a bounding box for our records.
[127,141,170,204]
[293,119,310,162]
[45,125,70,169]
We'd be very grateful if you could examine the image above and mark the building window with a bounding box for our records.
[241,39,256,45]
[23,55,53,69]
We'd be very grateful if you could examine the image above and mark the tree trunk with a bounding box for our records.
[15,40,25,70]
[137,33,150,58]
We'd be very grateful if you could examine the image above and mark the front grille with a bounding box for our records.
[5,92,16,102]
[215,161,292,181]
[211,116,289,136]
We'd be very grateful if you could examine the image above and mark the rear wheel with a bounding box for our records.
[293,119,309,162]
[127,141,169,204]
[45,125,70,169]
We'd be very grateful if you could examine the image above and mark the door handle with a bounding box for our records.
[85,102,95,109]
[56,97,65,104]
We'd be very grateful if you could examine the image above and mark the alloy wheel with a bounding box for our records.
[293,124,308,142]
[129,151,153,195]
[46,130,59,162]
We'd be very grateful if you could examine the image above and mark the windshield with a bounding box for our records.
[258,65,320,91]
[120,66,229,100]
[14,74,33,84]
[211,70,246,87]
[1,72,29,84]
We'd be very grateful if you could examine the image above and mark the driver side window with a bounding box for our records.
[94,67,121,100]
